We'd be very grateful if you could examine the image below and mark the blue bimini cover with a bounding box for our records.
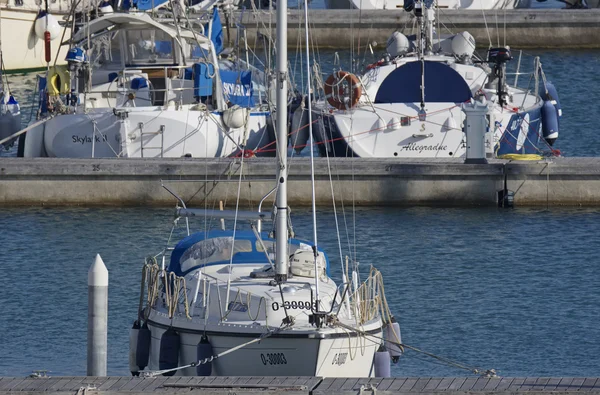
[220,70,254,107]
[374,60,472,104]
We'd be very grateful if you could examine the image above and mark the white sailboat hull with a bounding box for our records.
[22,108,272,158]
[0,7,69,72]
[147,321,381,377]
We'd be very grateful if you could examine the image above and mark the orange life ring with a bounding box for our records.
[324,71,362,111]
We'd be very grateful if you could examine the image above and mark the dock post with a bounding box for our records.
[88,254,109,376]
[462,98,490,164]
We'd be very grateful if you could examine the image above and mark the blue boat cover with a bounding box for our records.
[220,70,254,107]
[374,60,472,104]
[193,62,215,97]
[168,230,330,276]
[135,0,168,10]
[205,7,223,55]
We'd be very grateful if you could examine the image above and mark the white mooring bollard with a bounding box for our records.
[462,98,491,164]
[88,254,108,376]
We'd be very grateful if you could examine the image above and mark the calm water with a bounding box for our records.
[1,206,600,377]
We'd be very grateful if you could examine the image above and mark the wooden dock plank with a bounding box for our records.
[492,377,514,391]
[241,377,263,385]
[339,378,360,391]
[5,376,600,394]
[0,377,25,391]
[384,378,408,391]
[542,377,562,391]
[570,377,587,390]
[98,377,124,391]
[48,378,74,391]
[423,378,443,391]
[397,378,419,391]
[579,378,598,391]
[470,377,490,391]
[435,377,456,391]
[519,377,539,391]
[446,377,467,390]
[531,377,551,391]
[106,377,133,391]
[412,378,432,392]
[507,377,526,391]
[459,377,478,391]
[117,377,147,391]
[556,377,575,391]
[375,378,396,391]
[83,377,115,390]
[483,377,503,391]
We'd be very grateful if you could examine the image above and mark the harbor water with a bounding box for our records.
[1,205,599,377]
[1,20,600,379]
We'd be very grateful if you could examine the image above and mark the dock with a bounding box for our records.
[229,9,600,49]
[2,376,600,395]
[1,157,600,207]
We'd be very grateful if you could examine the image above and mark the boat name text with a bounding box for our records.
[72,135,119,145]
[271,301,317,311]
[399,142,448,153]
[332,352,348,366]
[260,353,287,365]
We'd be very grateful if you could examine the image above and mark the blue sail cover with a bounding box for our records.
[205,7,223,55]
[135,0,169,10]
[374,61,472,104]
[220,70,254,107]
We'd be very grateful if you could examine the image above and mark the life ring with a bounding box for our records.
[324,71,361,111]
[47,66,70,96]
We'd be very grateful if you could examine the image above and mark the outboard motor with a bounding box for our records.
[65,47,88,106]
[487,47,512,107]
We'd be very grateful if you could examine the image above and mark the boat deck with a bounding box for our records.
[1,376,600,395]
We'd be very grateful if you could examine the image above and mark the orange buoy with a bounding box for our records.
[44,31,51,63]
[323,71,361,111]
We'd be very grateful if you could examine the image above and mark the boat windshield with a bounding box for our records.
[179,237,253,273]
[124,29,177,66]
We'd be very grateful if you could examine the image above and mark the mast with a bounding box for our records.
[274,0,288,283]
[303,0,320,309]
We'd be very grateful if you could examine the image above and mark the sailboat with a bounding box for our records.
[127,0,402,377]
[311,0,562,159]
[20,7,275,158]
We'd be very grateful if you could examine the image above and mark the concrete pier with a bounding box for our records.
[1,376,600,395]
[1,157,600,207]
[228,9,600,49]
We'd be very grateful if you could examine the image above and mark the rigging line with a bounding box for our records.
[494,11,500,48]
[481,9,493,49]
[333,319,496,376]
[225,152,246,309]
[303,0,320,308]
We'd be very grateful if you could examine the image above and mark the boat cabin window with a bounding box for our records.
[124,29,176,66]
[256,240,313,256]
[179,237,253,273]
[86,31,123,68]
